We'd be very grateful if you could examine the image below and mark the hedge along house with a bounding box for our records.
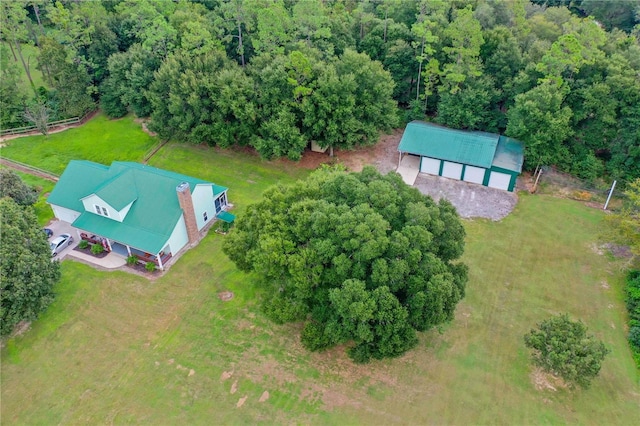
[397,121,524,192]
[47,161,234,270]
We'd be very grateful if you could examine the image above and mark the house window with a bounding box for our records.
[102,207,109,217]
[203,211,208,222]
[95,205,101,214]
[214,192,227,213]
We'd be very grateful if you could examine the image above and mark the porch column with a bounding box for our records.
[398,151,402,169]
[157,253,164,271]
[105,239,112,252]
[126,245,131,256]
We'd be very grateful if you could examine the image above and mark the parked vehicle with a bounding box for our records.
[44,228,53,238]
[50,233,73,256]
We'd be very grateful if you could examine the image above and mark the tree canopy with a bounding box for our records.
[223,166,468,362]
[0,169,38,206]
[0,197,60,336]
[524,313,609,388]
[2,0,640,183]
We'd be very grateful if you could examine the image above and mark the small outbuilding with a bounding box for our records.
[397,121,524,192]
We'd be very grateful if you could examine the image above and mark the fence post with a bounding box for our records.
[532,167,543,193]
[604,180,616,210]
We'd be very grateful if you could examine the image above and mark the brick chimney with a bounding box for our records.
[176,182,199,244]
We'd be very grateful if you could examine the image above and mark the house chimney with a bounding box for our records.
[176,181,199,244]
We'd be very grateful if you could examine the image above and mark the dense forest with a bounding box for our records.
[1,0,639,182]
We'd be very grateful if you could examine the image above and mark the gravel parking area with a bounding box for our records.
[413,174,518,221]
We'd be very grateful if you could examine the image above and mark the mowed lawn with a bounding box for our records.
[1,116,638,423]
[0,113,157,175]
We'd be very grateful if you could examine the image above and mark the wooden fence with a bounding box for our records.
[0,158,60,182]
[0,110,96,137]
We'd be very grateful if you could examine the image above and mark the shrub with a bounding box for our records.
[629,326,640,349]
[221,221,231,233]
[145,261,156,272]
[524,313,609,388]
[90,244,104,255]
[78,240,89,249]
[126,255,138,265]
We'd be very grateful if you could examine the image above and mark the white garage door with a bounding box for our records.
[463,166,486,184]
[488,171,512,191]
[51,205,81,224]
[420,157,440,175]
[441,161,463,180]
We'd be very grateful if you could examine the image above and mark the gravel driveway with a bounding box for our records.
[413,174,518,221]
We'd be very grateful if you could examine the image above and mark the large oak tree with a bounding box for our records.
[223,166,468,362]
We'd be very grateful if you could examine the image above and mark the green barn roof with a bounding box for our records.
[493,136,524,173]
[397,121,524,173]
[398,121,499,168]
[48,161,225,254]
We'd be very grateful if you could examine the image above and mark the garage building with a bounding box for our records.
[397,121,524,192]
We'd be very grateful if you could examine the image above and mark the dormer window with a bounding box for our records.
[94,204,109,217]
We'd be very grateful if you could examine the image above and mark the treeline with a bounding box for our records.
[1,0,639,182]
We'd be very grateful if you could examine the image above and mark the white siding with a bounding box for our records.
[81,194,122,221]
[463,166,486,184]
[441,161,463,180]
[166,215,189,256]
[488,171,512,190]
[191,184,215,231]
[51,204,81,224]
[118,200,135,220]
[420,157,440,175]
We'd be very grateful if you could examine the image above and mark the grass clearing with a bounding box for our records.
[2,41,47,94]
[0,113,157,174]
[1,118,638,423]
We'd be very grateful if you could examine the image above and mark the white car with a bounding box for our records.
[50,233,73,256]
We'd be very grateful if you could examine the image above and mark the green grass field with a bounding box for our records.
[1,116,638,424]
[2,41,47,94]
[0,113,158,175]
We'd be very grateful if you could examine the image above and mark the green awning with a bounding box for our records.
[216,211,236,223]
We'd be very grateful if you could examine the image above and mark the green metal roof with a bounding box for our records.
[72,211,175,254]
[47,161,111,212]
[91,169,138,210]
[492,136,524,173]
[398,121,499,169]
[213,184,228,195]
[216,211,235,223]
[48,161,223,254]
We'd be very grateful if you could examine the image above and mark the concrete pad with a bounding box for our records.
[414,174,517,221]
[67,250,126,269]
[45,219,79,260]
[396,155,420,186]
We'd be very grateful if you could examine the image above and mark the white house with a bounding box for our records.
[47,161,233,269]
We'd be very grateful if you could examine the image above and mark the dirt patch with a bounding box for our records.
[259,391,269,402]
[283,129,402,174]
[135,118,158,137]
[531,367,568,392]
[601,243,633,259]
[218,291,234,301]
[230,380,238,394]
[236,395,248,408]
[220,370,234,381]
[414,174,518,220]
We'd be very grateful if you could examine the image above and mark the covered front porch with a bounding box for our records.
[110,241,172,270]
[78,230,171,270]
